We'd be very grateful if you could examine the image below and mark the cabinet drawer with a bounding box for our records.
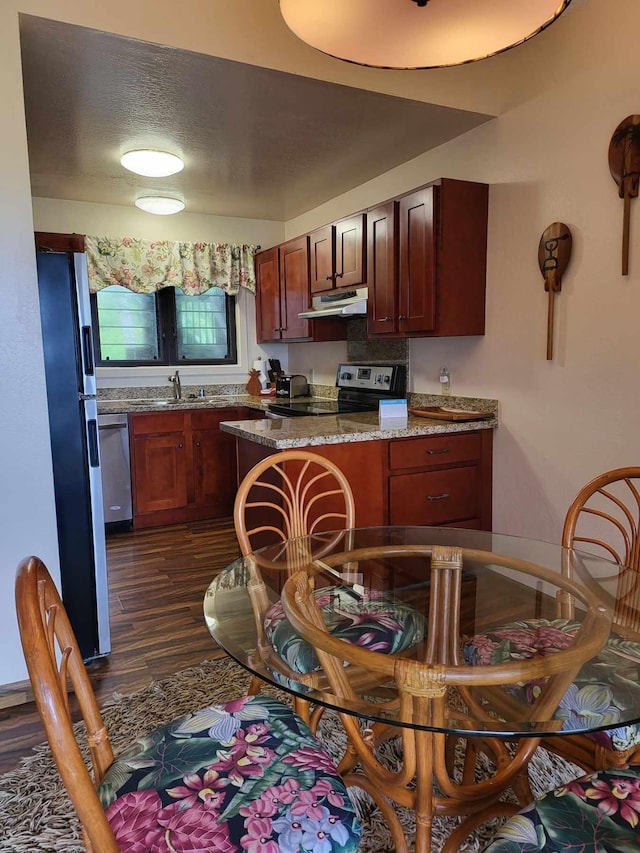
[130,411,186,436]
[389,466,480,525]
[389,432,481,471]
[190,407,239,430]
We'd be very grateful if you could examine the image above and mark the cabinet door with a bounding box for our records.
[132,434,188,514]
[279,236,311,341]
[398,186,436,333]
[255,248,281,343]
[335,213,366,289]
[192,427,237,513]
[309,225,335,294]
[367,201,398,335]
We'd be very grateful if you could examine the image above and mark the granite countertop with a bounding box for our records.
[97,394,271,415]
[97,393,498,448]
[219,409,497,449]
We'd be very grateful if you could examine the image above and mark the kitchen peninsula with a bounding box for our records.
[221,395,497,533]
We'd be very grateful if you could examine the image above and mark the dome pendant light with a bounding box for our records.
[120,149,184,177]
[279,0,573,70]
[135,196,185,215]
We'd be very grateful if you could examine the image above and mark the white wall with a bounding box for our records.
[0,7,60,685]
[284,0,640,544]
[32,197,286,388]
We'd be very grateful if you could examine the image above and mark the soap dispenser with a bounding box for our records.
[439,367,451,397]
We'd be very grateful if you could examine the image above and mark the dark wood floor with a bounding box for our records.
[0,518,241,774]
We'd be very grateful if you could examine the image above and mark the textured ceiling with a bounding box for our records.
[19,15,493,222]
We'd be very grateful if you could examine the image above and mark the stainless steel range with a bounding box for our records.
[267,363,406,418]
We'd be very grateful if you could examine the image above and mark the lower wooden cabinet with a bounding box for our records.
[386,430,492,529]
[236,428,493,535]
[130,408,240,529]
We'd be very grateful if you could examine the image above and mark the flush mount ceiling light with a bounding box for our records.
[278,0,573,69]
[134,196,185,215]
[120,149,184,177]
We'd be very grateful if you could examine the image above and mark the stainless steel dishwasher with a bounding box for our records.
[98,413,132,530]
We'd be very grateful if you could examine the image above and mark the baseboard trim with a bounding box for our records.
[0,679,35,709]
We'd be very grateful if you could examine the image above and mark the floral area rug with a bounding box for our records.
[0,657,581,852]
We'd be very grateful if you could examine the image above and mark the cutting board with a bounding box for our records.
[408,406,493,422]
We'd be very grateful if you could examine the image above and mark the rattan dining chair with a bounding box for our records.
[234,450,427,723]
[551,466,640,771]
[234,449,356,556]
[15,556,361,853]
[465,468,640,774]
[482,762,640,852]
[281,546,610,853]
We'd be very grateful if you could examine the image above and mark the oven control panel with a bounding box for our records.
[336,363,406,395]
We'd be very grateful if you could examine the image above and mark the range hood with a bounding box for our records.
[299,287,367,319]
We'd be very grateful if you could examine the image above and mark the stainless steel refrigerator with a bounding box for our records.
[36,251,110,659]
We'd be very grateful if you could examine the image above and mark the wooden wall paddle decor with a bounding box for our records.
[609,115,640,275]
[538,222,572,360]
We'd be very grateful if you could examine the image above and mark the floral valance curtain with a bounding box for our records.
[85,236,258,296]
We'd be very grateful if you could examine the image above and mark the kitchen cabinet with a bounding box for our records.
[255,238,346,344]
[385,430,492,529]
[309,213,366,294]
[236,427,492,537]
[367,178,488,338]
[130,408,240,528]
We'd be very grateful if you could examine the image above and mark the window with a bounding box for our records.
[91,285,237,366]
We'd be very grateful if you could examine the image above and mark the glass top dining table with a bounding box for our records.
[203,525,640,740]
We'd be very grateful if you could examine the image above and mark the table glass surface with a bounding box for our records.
[203,526,640,738]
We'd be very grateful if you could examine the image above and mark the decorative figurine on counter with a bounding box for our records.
[538,222,572,361]
[246,369,262,396]
[609,114,640,275]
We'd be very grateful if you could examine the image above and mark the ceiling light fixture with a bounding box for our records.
[278,0,573,69]
[120,149,184,177]
[135,196,185,215]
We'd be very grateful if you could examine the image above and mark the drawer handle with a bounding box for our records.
[426,493,449,502]
[427,448,450,455]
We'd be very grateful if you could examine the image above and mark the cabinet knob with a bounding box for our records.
[325,274,334,281]
[195,441,201,447]
[398,314,407,320]
[426,493,449,501]
[384,316,392,322]
[335,272,343,278]
[178,443,184,449]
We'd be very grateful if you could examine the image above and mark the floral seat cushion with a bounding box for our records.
[483,765,640,852]
[463,619,640,752]
[265,584,427,678]
[97,694,361,853]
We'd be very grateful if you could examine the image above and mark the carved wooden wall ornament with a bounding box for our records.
[538,222,572,361]
[609,115,640,276]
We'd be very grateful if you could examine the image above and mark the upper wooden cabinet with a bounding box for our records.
[255,238,309,343]
[255,237,346,344]
[367,178,489,338]
[309,213,366,294]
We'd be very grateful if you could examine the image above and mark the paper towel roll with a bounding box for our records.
[253,358,269,389]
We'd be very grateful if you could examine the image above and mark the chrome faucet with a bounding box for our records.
[169,370,182,401]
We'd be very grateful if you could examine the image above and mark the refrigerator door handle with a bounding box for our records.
[87,418,100,467]
[81,325,95,376]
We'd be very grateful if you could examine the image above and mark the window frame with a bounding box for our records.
[90,286,238,368]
